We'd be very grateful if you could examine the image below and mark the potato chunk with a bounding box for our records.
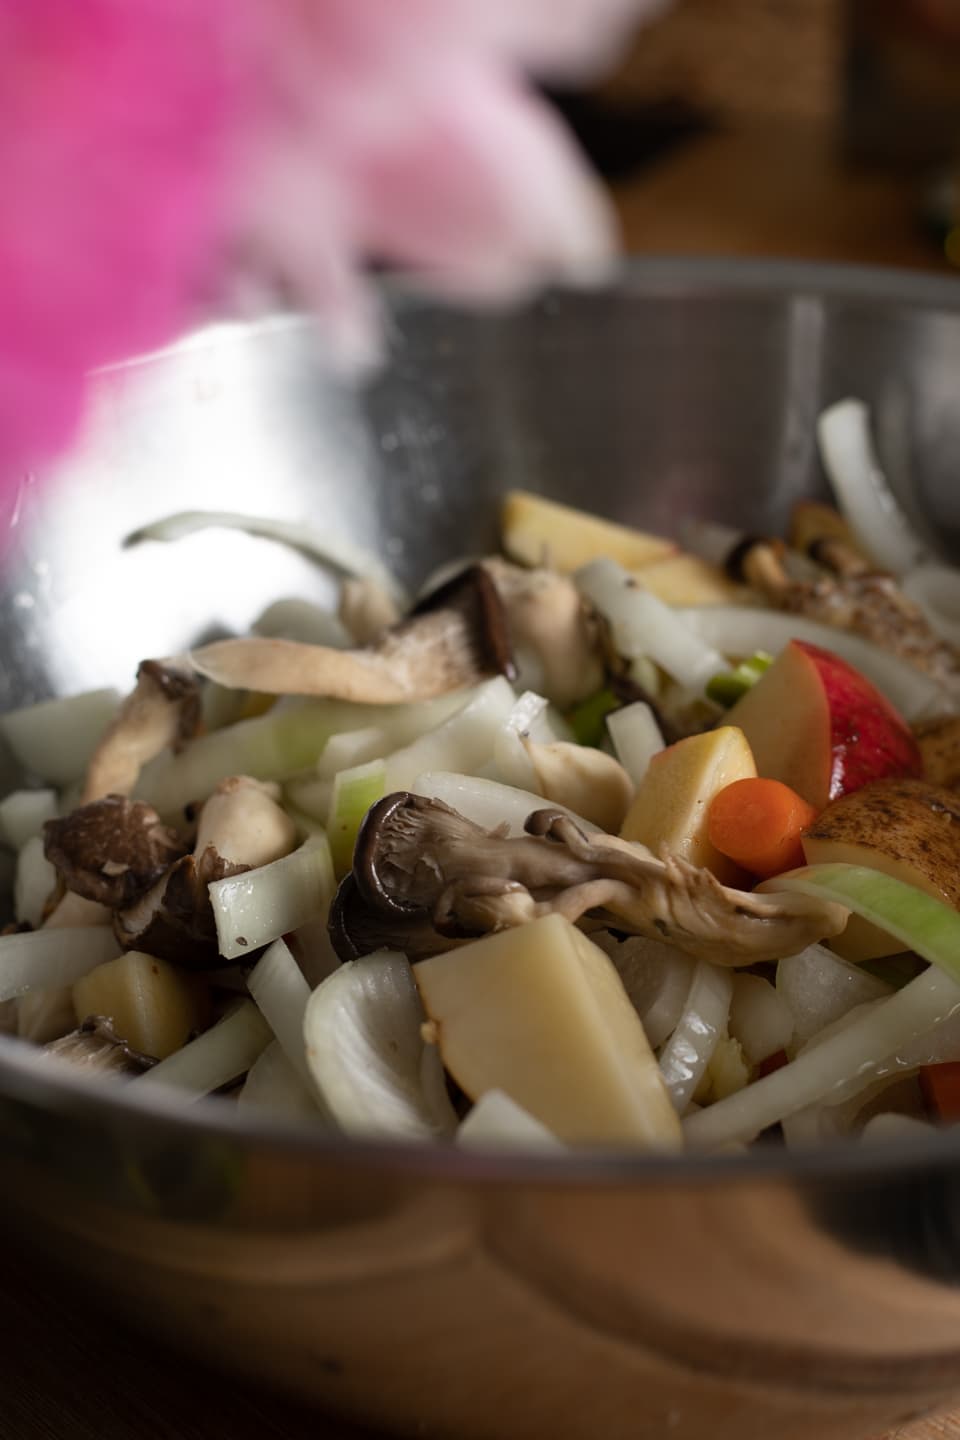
[73,951,208,1060]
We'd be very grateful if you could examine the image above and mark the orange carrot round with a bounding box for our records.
[707,777,818,880]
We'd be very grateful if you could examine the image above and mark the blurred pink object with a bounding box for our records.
[0,0,665,506]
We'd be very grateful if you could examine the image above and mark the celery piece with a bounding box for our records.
[705,651,773,707]
[568,688,620,748]
[327,759,387,877]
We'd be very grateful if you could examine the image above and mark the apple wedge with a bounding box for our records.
[727,639,921,810]
[618,725,756,885]
[501,490,675,573]
[414,914,682,1149]
[801,777,960,960]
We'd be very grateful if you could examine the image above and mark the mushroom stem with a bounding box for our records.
[82,659,200,804]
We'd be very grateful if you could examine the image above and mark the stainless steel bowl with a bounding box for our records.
[4,259,960,1440]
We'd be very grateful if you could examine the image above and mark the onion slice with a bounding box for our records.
[125,510,406,606]
[681,606,945,720]
[134,1000,272,1099]
[902,565,960,647]
[303,950,458,1140]
[457,1091,564,1150]
[658,961,733,1113]
[816,399,933,575]
[0,927,119,1002]
[209,835,335,962]
[238,1039,322,1117]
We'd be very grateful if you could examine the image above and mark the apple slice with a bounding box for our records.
[414,913,682,1149]
[618,725,756,885]
[726,639,921,810]
[500,490,675,573]
[801,777,960,960]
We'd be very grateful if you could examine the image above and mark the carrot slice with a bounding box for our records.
[920,1062,960,1122]
[707,777,818,880]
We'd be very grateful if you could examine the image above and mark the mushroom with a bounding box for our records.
[334,793,848,967]
[43,796,186,908]
[338,575,402,645]
[113,776,296,968]
[82,659,201,803]
[188,565,515,703]
[44,1016,155,1076]
[480,557,605,708]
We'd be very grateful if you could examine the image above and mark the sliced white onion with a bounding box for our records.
[14,835,57,929]
[776,944,893,1048]
[576,558,726,695]
[0,789,58,851]
[457,1090,564,1151]
[658,961,733,1113]
[681,606,945,720]
[606,702,665,786]
[490,723,541,792]
[238,1040,323,1117]
[861,1113,934,1144]
[0,926,119,1002]
[209,835,335,962]
[902,565,960,647]
[283,774,333,823]
[684,964,960,1149]
[816,399,933,575]
[253,598,351,648]
[247,938,314,1087]
[593,933,695,1050]
[303,950,458,1141]
[729,973,795,1065]
[125,510,407,607]
[411,771,595,837]
[134,1000,272,1099]
[1,689,120,786]
[314,727,387,781]
[505,690,572,744]
[383,677,517,792]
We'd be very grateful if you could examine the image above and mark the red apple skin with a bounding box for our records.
[796,641,922,802]
[727,639,922,809]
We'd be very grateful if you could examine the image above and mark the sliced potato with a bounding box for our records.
[802,778,960,960]
[632,554,746,607]
[619,726,756,884]
[914,715,960,790]
[73,951,209,1060]
[501,491,675,573]
[415,913,682,1149]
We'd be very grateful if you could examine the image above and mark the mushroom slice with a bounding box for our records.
[343,793,847,966]
[481,557,604,709]
[82,659,201,803]
[189,566,515,703]
[45,1016,155,1076]
[114,776,297,969]
[43,796,186,908]
[329,874,465,963]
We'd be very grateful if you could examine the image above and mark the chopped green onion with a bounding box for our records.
[705,651,773,707]
[327,759,387,876]
[568,688,620,748]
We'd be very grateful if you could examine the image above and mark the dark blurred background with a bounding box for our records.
[551,0,960,271]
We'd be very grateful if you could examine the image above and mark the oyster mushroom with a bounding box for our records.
[522,739,633,832]
[82,659,201,804]
[480,557,604,708]
[188,565,515,703]
[43,796,186,908]
[44,1016,155,1076]
[338,575,402,645]
[335,793,848,967]
[114,776,296,968]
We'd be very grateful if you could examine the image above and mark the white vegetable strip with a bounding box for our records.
[315,692,475,779]
[253,598,351,648]
[505,690,572,744]
[125,510,407,606]
[0,789,58,851]
[411,772,596,838]
[457,1091,564,1151]
[303,950,458,1140]
[283,774,332,822]
[817,399,933,575]
[684,966,960,1149]
[0,927,120,1002]
[576,558,726,695]
[606,702,665,786]
[776,943,892,1047]
[134,1000,272,1099]
[902,566,960,647]
[1,689,120,786]
[14,835,57,929]
[593,933,695,1050]
[327,760,387,875]
[137,698,412,815]
[247,938,314,1086]
[209,835,336,962]
[681,607,945,720]
[728,974,794,1066]
[238,1040,322,1116]
[658,961,733,1113]
[382,677,516,792]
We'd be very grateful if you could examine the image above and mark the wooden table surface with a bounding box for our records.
[6,60,958,1440]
